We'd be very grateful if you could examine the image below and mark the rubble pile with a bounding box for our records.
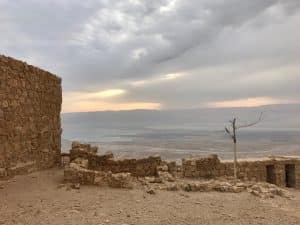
[248,182,293,199]
[140,179,293,199]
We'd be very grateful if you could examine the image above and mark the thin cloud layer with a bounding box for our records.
[1,0,300,112]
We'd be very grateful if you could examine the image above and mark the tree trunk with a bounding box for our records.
[233,118,237,180]
[233,142,237,180]
[226,114,263,181]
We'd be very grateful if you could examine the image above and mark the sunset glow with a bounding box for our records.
[92,89,126,98]
[63,99,161,113]
[130,73,183,87]
[206,97,283,108]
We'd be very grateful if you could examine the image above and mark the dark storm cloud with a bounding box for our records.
[1,0,300,111]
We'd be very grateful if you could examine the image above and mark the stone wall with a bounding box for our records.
[66,142,300,190]
[0,55,62,178]
[69,142,162,177]
[65,142,173,187]
[218,161,267,181]
[182,154,221,178]
[182,155,300,188]
[219,158,300,188]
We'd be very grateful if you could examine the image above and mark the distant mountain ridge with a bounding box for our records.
[62,104,300,130]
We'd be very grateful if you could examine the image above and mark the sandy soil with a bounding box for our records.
[1,169,300,225]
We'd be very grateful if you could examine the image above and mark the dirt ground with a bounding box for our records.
[1,169,300,225]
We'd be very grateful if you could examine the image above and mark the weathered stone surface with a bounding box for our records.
[0,55,62,179]
[64,163,95,184]
[107,172,133,189]
[73,158,89,169]
[64,163,134,189]
[167,161,177,175]
[158,171,175,182]
[65,142,300,193]
[166,183,179,191]
[70,142,99,162]
[182,155,300,189]
[68,142,161,177]
[64,142,167,190]
[247,182,293,199]
[146,188,156,195]
[148,176,163,183]
[182,154,220,178]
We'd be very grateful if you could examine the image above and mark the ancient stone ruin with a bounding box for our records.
[0,55,62,178]
[64,142,167,188]
[182,155,300,189]
[64,142,299,198]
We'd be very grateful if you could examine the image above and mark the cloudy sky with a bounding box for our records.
[1,0,300,112]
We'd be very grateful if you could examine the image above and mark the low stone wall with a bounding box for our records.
[69,142,162,177]
[64,142,178,189]
[91,156,162,177]
[66,142,300,189]
[219,161,267,182]
[182,154,221,178]
[64,163,135,188]
[182,155,300,189]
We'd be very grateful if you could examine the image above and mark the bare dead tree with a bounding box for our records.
[225,112,264,180]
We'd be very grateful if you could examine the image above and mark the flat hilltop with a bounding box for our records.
[1,169,300,225]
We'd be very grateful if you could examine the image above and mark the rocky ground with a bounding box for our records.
[1,169,300,225]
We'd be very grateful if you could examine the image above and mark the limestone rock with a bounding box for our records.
[107,172,133,189]
[73,158,89,169]
[146,188,156,195]
[148,176,163,184]
[71,183,80,189]
[166,183,178,191]
[158,171,175,182]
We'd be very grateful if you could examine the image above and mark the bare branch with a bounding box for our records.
[225,126,231,134]
[236,111,265,129]
[224,112,267,180]
[225,126,234,140]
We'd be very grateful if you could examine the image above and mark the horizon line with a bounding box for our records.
[61,103,299,114]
